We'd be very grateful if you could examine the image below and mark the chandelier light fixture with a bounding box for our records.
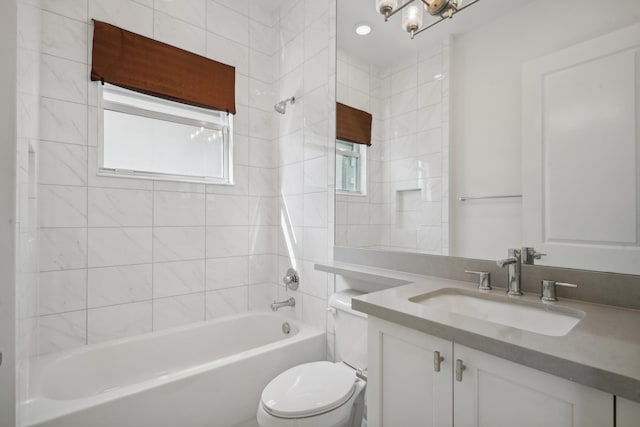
[375,0,481,39]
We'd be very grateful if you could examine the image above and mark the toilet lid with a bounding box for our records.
[261,361,356,418]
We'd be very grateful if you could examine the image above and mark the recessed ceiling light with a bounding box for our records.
[355,23,372,36]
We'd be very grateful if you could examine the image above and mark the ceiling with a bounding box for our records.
[338,0,533,66]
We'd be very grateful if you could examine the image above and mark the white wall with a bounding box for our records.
[0,0,17,424]
[451,0,640,260]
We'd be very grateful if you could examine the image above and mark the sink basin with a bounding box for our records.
[409,289,584,337]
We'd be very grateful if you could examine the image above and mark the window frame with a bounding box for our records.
[97,83,234,185]
[336,139,367,196]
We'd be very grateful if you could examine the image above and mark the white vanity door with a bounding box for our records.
[522,23,640,275]
[453,344,613,427]
[367,317,453,427]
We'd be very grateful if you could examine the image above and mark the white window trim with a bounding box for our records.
[336,140,367,196]
[97,83,234,185]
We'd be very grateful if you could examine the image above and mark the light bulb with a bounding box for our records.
[376,0,398,19]
[402,4,423,38]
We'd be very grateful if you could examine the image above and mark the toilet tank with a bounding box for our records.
[329,290,368,370]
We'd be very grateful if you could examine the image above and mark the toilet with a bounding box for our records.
[257,290,368,427]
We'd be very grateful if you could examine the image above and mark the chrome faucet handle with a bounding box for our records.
[522,247,547,265]
[282,268,299,290]
[465,270,492,291]
[540,280,578,302]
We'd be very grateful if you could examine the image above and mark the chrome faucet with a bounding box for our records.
[497,248,522,296]
[271,297,295,311]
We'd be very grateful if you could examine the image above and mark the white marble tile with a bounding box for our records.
[249,253,276,284]
[417,128,443,156]
[249,196,278,226]
[153,226,206,262]
[303,156,327,193]
[206,226,249,258]
[278,130,304,166]
[280,34,304,76]
[153,293,205,330]
[88,227,152,267]
[205,256,249,290]
[248,1,275,27]
[304,120,329,161]
[417,226,442,251]
[206,30,249,75]
[39,311,86,355]
[154,260,206,297]
[88,301,152,344]
[40,54,87,104]
[249,107,274,139]
[88,188,152,227]
[305,0,327,25]
[39,270,87,315]
[303,191,328,228]
[40,10,87,63]
[205,286,248,319]
[39,185,87,228]
[304,48,329,93]
[236,73,250,107]
[40,228,87,271]
[88,264,152,308]
[249,225,277,255]
[279,0,303,45]
[153,10,206,55]
[234,104,250,136]
[249,167,277,197]
[40,97,87,145]
[214,0,249,16]
[303,227,327,263]
[207,165,249,196]
[154,191,206,226]
[206,194,249,225]
[249,78,276,113]
[418,79,442,108]
[249,137,277,168]
[155,0,206,28]
[248,282,277,311]
[249,19,274,55]
[39,0,88,21]
[304,13,329,61]
[153,180,205,194]
[206,0,249,46]
[280,162,303,196]
[302,293,327,331]
[89,0,153,38]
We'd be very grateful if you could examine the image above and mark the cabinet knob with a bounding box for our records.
[455,359,466,382]
[433,351,444,372]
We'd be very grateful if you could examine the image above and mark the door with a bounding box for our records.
[367,317,453,427]
[453,344,613,427]
[522,23,640,275]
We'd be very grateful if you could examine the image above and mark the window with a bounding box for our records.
[99,83,233,184]
[336,140,366,194]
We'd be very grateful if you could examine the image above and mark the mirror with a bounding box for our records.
[335,0,640,275]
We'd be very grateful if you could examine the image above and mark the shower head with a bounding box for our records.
[274,97,295,114]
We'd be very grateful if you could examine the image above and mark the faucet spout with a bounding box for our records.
[271,297,295,311]
[497,249,523,296]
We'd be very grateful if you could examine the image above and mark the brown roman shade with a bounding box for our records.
[336,102,372,146]
[91,20,236,114]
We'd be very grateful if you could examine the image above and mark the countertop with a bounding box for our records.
[316,261,640,402]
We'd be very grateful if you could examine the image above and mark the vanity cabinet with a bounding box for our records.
[367,317,614,427]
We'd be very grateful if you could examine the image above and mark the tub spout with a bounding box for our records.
[271,297,295,311]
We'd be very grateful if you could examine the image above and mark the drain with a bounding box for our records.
[282,322,291,335]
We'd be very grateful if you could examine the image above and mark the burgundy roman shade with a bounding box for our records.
[336,102,372,146]
[91,20,236,114]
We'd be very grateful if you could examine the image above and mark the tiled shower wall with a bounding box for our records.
[335,42,450,255]
[32,0,337,355]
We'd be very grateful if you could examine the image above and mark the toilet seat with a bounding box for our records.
[261,361,356,418]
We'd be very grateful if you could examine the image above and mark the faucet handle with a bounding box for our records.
[465,270,492,291]
[522,247,547,265]
[541,280,578,302]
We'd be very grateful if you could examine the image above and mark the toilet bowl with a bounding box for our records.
[256,361,366,427]
[257,290,368,427]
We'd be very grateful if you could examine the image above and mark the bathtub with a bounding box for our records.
[23,312,325,427]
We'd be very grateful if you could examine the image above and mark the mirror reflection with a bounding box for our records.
[335,0,640,275]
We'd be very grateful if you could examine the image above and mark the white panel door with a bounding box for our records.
[454,344,613,427]
[617,397,640,427]
[522,23,640,274]
[367,317,453,427]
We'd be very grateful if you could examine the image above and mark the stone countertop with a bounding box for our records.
[316,261,640,402]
